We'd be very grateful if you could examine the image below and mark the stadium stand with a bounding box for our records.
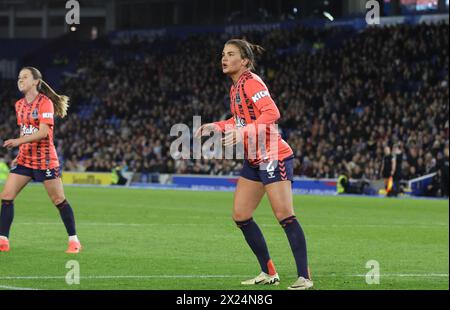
[1,22,448,195]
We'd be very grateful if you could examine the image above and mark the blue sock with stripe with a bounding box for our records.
[280,215,310,279]
[56,200,77,236]
[235,218,276,275]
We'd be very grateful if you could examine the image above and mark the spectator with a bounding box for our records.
[0,23,448,183]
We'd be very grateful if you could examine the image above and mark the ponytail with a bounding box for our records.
[249,43,265,56]
[39,79,69,118]
[20,66,70,118]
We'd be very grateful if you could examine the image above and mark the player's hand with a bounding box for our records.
[10,158,17,168]
[3,139,21,149]
[222,128,243,147]
[195,123,220,137]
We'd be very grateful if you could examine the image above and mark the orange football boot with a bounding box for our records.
[65,240,82,254]
[0,238,10,252]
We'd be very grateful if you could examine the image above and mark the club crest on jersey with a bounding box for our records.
[21,124,39,136]
[252,90,270,103]
[235,92,242,105]
[31,108,39,119]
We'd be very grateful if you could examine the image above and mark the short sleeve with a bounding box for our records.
[39,98,55,125]
[243,79,275,110]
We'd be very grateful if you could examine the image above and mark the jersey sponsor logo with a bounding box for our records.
[251,90,270,103]
[32,108,39,119]
[21,124,39,136]
[42,112,53,119]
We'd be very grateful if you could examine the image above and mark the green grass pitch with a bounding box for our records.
[0,184,448,290]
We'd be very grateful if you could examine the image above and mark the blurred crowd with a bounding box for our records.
[0,22,448,184]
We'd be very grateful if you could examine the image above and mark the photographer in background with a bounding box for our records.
[337,169,370,195]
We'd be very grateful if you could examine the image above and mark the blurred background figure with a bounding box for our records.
[0,156,9,184]
[390,143,404,197]
[380,146,394,193]
[437,145,449,197]
[0,0,448,197]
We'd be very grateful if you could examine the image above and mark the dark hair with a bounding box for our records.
[225,39,265,71]
[21,66,69,118]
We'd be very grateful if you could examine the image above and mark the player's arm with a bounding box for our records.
[223,79,280,146]
[214,117,235,132]
[239,79,280,135]
[3,98,54,149]
[3,123,50,149]
[18,122,50,144]
[195,117,235,137]
[7,128,22,167]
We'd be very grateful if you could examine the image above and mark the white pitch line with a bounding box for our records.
[0,275,246,280]
[0,285,39,290]
[317,274,449,278]
[18,222,449,229]
[0,274,447,281]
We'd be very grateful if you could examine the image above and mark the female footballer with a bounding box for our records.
[196,39,312,289]
[0,67,81,254]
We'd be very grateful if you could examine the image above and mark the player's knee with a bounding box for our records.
[51,196,66,206]
[274,210,294,222]
[1,191,16,201]
[232,210,253,222]
[232,215,248,223]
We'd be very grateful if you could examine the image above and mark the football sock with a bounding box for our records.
[280,215,310,279]
[56,200,77,236]
[235,218,276,275]
[69,235,79,242]
[0,200,14,239]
